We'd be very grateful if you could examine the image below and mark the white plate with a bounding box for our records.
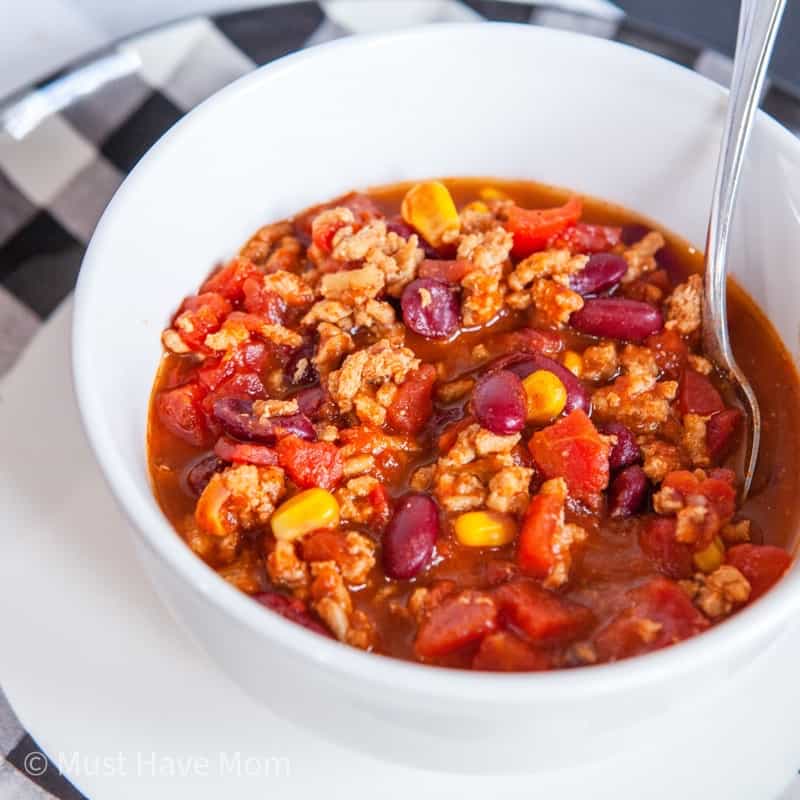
[0,301,798,798]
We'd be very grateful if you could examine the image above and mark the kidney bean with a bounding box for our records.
[184,454,224,496]
[255,591,332,637]
[473,370,527,435]
[608,465,649,518]
[214,436,278,466]
[621,223,650,246]
[212,397,315,442]
[271,413,317,441]
[383,493,440,579]
[569,298,663,341]
[285,342,318,387]
[212,397,274,442]
[401,278,460,340]
[678,369,725,416]
[295,385,327,420]
[569,253,627,296]
[492,353,589,414]
[707,408,743,461]
[597,421,641,471]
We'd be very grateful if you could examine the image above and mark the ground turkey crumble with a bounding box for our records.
[681,565,751,618]
[457,226,513,326]
[327,339,421,426]
[621,231,665,283]
[430,423,533,514]
[325,212,424,296]
[592,344,678,434]
[196,465,286,534]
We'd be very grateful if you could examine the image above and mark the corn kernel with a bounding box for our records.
[693,536,725,573]
[478,186,509,201]
[562,350,583,378]
[463,200,490,214]
[454,511,517,547]
[271,488,340,542]
[401,181,460,247]
[522,370,567,424]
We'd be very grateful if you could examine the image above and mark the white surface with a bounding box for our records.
[1,301,797,799]
[71,23,800,772]
[0,0,619,98]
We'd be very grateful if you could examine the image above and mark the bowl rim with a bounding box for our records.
[73,21,800,702]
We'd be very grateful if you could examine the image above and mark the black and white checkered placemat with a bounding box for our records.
[2,2,800,797]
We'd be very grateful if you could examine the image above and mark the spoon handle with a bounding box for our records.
[703,0,787,498]
[704,0,787,364]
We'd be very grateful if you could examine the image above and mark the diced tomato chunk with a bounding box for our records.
[678,369,725,416]
[242,276,286,322]
[529,409,611,508]
[726,544,791,601]
[504,196,583,258]
[472,631,552,671]
[171,291,232,351]
[180,291,232,316]
[517,491,563,579]
[494,580,594,644]
[276,435,344,491]
[414,590,498,658]
[200,257,262,300]
[418,258,473,283]
[706,408,743,462]
[387,364,437,434]
[549,222,622,254]
[297,191,382,246]
[214,436,278,466]
[593,577,709,661]
[197,342,270,393]
[659,470,736,549]
[368,483,393,530]
[312,217,346,255]
[156,382,209,446]
[179,293,232,337]
[639,517,694,579]
[202,372,266,420]
[645,329,688,378]
[300,529,348,563]
[699,477,737,519]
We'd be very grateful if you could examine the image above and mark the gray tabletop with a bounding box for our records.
[619,0,800,95]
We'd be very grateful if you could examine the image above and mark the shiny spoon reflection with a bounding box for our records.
[702,0,787,500]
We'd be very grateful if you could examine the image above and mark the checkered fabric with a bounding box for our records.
[2,2,800,798]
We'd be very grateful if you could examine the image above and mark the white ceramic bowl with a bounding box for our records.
[73,23,800,772]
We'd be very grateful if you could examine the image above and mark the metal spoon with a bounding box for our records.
[702,0,787,500]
